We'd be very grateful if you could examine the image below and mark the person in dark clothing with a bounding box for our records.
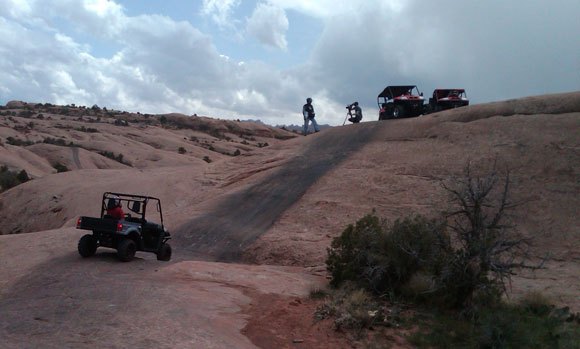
[106,197,125,220]
[302,97,320,135]
[347,102,363,123]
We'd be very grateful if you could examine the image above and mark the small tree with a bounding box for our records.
[435,161,542,309]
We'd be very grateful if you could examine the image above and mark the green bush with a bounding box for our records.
[326,213,383,289]
[410,303,580,348]
[53,162,69,173]
[0,166,30,192]
[75,126,99,133]
[98,151,131,166]
[6,137,34,146]
[326,214,445,295]
[43,137,70,146]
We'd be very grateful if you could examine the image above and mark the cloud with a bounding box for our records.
[1,0,579,127]
[200,0,241,30]
[301,0,580,117]
[246,2,289,50]
[0,0,307,124]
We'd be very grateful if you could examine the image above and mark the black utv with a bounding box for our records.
[76,192,172,262]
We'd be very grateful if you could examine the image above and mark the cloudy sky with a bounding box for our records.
[1,0,579,125]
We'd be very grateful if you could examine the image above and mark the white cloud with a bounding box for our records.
[246,2,288,50]
[266,0,406,18]
[201,0,241,29]
[1,0,579,127]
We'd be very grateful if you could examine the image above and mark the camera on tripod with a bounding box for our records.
[346,102,358,110]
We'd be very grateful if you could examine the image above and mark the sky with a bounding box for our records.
[1,0,579,126]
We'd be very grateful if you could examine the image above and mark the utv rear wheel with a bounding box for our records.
[117,239,136,262]
[157,243,172,261]
[78,234,98,257]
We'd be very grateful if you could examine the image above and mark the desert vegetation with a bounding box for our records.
[320,162,579,347]
[0,165,30,192]
[98,151,131,166]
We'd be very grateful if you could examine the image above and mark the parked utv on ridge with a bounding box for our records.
[425,88,469,113]
[76,192,172,262]
[378,85,425,120]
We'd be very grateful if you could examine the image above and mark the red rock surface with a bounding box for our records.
[0,92,578,348]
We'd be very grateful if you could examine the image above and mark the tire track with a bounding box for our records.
[174,123,381,261]
[71,147,81,169]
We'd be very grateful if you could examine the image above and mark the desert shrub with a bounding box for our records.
[42,137,70,146]
[326,213,383,289]
[16,169,29,182]
[6,137,34,146]
[309,286,328,300]
[114,119,128,126]
[410,302,579,348]
[233,149,241,156]
[178,147,186,154]
[53,162,69,173]
[98,151,131,166]
[315,283,383,337]
[0,166,30,192]
[327,162,541,311]
[75,126,99,133]
[326,213,445,295]
[18,110,34,118]
[203,156,212,163]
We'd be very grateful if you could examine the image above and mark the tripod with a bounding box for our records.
[342,109,353,126]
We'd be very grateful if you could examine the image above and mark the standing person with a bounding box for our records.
[302,97,320,135]
[348,101,363,123]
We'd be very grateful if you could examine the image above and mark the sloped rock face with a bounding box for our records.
[5,101,28,108]
[0,93,578,349]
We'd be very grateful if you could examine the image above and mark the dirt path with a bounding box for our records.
[174,123,380,261]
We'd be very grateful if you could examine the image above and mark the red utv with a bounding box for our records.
[425,89,469,113]
[378,85,425,120]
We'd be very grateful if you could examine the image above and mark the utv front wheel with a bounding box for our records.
[78,234,98,257]
[393,105,405,118]
[157,243,172,261]
[117,239,136,262]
